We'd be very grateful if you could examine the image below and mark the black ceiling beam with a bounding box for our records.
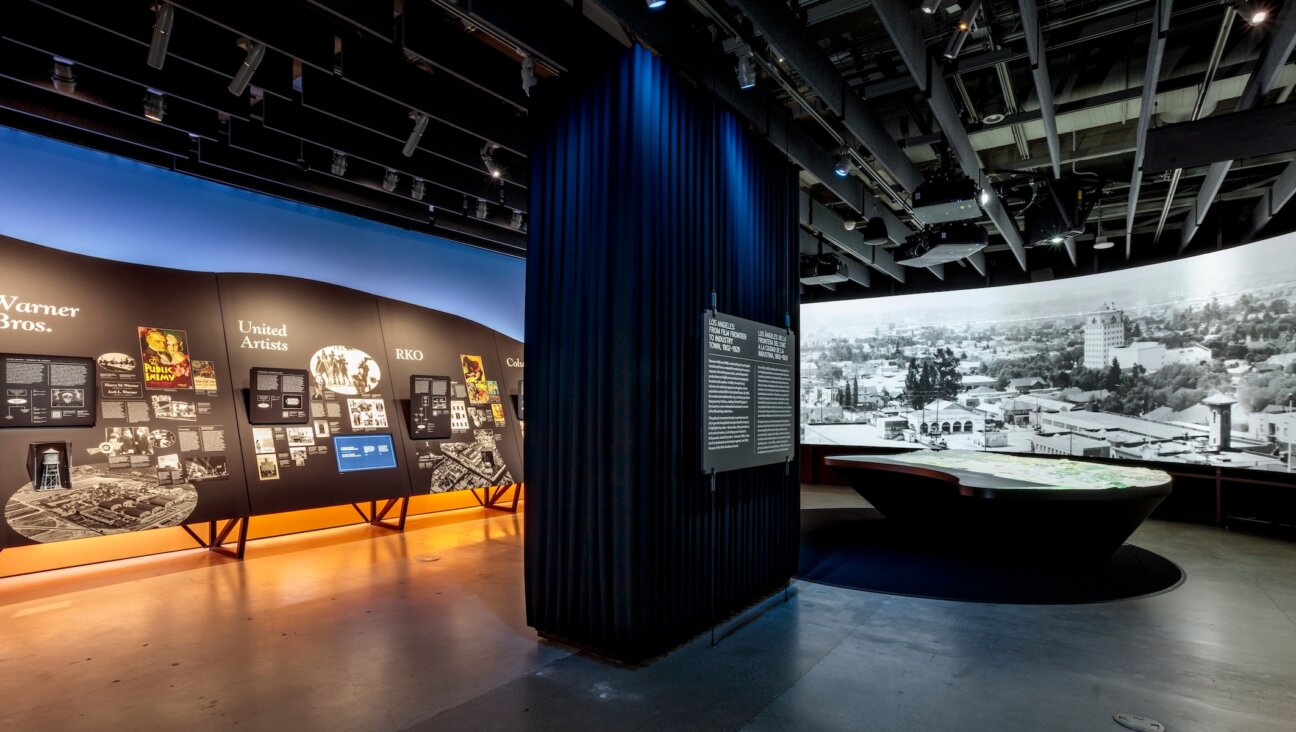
[166,0,339,73]
[179,140,525,254]
[1144,102,1296,172]
[1181,3,1296,252]
[297,0,395,42]
[297,66,527,186]
[260,95,525,210]
[612,0,917,222]
[399,1,530,111]
[595,0,920,285]
[5,2,249,120]
[1017,0,1061,180]
[730,0,924,191]
[199,137,526,246]
[1125,0,1170,261]
[870,0,1027,270]
[897,56,1260,151]
[22,0,297,103]
[0,76,192,158]
[859,47,1021,99]
[337,32,526,155]
[0,41,223,141]
[1243,159,1296,243]
[449,0,625,75]
[226,119,518,227]
[856,2,1215,101]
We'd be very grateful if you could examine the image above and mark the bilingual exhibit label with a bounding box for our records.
[702,311,796,473]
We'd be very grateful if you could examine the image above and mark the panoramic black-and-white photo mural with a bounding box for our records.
[801,236,1296,473]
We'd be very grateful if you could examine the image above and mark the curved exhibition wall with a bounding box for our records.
[0,125,525,340]
[0,236,525,553]
[802,236,1296,476]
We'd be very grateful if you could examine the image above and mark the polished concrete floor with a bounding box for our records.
[3,487,1296,731]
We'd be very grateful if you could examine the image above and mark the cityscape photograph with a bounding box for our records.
[802,236,1296,473]
[4,463,199,543]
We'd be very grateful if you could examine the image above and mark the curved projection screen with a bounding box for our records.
[801,236,1296,474]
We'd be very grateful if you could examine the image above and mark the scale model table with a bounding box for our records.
[825,450,1173,562]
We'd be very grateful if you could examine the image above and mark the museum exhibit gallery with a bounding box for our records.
[3,1,1296,731]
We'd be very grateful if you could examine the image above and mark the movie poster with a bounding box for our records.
[491,403,506,427]
[192,360,217,392]
[486,380,501,404]
[461,354,488,405]
[138,326,193,390]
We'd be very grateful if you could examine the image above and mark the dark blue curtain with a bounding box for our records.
[525,46,799,661]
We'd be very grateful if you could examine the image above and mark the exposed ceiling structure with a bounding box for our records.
[4,1,1296,292]
[597,0,1296,300]
[0,0,626,257]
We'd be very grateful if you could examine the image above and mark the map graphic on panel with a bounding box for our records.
[376,299,524,495]
[0,237,249,547]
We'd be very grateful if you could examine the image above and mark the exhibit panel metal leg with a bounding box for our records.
[351,497,409,531]
[1215,468,1225,528]
[180,517,249,560]
[473,483,520,513]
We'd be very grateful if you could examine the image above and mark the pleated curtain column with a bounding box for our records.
[524,46,800,661]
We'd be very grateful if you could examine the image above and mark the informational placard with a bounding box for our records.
[409,375,452,440]
[334,434,398,473]
[0,236,252,550]
[248,367,310,424]
[1,353,96,428]
[701,311,796,473]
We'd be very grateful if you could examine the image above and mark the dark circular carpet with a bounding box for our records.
[796,508,1184,605]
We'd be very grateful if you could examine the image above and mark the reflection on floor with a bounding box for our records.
[2,488,1296,731]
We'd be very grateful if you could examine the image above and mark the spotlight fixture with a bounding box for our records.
[1093,198,1114,249]
[735,47,756,90]
[330,150,348,177]
[834,152,851,177]
[143,88,166,122]
[1049,235,1065,245]
[647,0,667,8]
[943,0,980,60]
[228,38,267,96]
[1234,0,1268,24]
[382,168,399,192]
[521,54,537,97]
[510,210,525,230]
[475,199,489,219]
[148,2,174,70]
[411,177,426,201]
[980,98,1006,125]
[978,187,991,207]
[921,0,941,13]
[50,57,77,94]
[844,217,890,246]
[481,142,501,178]
[402,111,430,157]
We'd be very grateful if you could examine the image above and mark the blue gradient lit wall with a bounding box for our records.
[0,126,525,340]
